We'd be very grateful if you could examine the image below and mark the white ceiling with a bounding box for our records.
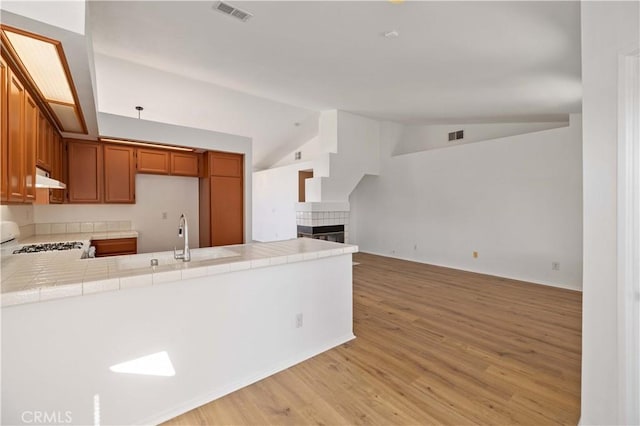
[88,1,582,165]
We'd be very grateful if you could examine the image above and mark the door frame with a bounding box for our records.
[617,47,640,426]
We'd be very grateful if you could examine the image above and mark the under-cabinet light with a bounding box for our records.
[99,138,194,152]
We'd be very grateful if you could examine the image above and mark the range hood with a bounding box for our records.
[35,167,66,189]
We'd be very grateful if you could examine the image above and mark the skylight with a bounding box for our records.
[1,25,86,134]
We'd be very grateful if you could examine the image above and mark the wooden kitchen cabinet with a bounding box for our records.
[23,92,37,202]
[137,149,199,177]
[1,57,8,202]
[209,151,242,177]
[92,237,137,257]
[36,110,52,171]
[170,152,199,177]
[2,57,61,205]
[210,175,243,246]
[199,151,244,247]
[7,66,25,202]
[49,132,64,203]
[137,148,170,174]
[104,144,136,203]
[67,140,103,203]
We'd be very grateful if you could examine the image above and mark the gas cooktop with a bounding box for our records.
[12,242,84,254]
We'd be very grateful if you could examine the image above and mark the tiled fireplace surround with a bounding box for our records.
[295,203,350,243]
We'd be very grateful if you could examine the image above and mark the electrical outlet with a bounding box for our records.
[162,212,167,220]
[552,262,560,271]
[295,313,303,328]
[414,244,417,251]
[473,251,478,258]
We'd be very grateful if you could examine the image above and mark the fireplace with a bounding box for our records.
[297,225,345,243]
[295,203,350,243]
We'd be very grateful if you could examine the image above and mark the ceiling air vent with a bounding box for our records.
[214,1,253,22]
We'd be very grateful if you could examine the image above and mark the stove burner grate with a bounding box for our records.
[13,241,84,254]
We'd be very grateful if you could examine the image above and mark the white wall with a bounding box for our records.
[253,161,315,242]
[2,254,354,425]
[581,2,640,424]
[253,110,382,242]
[307,111,381,203]
[271,135,322,168]
[34,174,200,253]
[1,1,85,34]
[395,120,570,156]
[92,53,317,170]
[98,112,253,243]
[350,114,583,290]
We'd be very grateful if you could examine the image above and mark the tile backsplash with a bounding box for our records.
[19,224,35,239]
[35,221,132,235]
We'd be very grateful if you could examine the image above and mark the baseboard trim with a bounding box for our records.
[359,250,583,292]
[141,333,356,425]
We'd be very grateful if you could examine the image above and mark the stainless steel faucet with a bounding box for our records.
[174,214,191,262]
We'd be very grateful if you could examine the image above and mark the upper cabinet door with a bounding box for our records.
[36,111,52,171]
[1,57,8,203]
[7,68,25,202]
[67,140,103,203]
[209,152,243,177]
[137,148,170,175]
[49,132,64,204]
[23,93,37,202]
[104,144,135,203]
[170,152,199,177]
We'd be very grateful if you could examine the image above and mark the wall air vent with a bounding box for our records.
[214,1,253,22]
[448,130,464,141]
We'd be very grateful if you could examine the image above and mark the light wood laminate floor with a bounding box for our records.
[165,253,582,425]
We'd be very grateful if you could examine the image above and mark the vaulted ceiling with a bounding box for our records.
[88,1,581,168]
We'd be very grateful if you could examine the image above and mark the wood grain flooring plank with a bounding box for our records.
[164,252,582,425]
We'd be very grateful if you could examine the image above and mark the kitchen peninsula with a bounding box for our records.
[2,238,357,425]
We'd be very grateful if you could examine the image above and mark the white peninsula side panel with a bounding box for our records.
[2,254,354,425]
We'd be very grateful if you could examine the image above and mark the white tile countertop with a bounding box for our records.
[1,238,358,307]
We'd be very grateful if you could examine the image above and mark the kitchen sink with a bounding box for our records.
[115,247,239,271]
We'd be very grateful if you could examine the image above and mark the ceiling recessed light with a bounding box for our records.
[383,30,400,38]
